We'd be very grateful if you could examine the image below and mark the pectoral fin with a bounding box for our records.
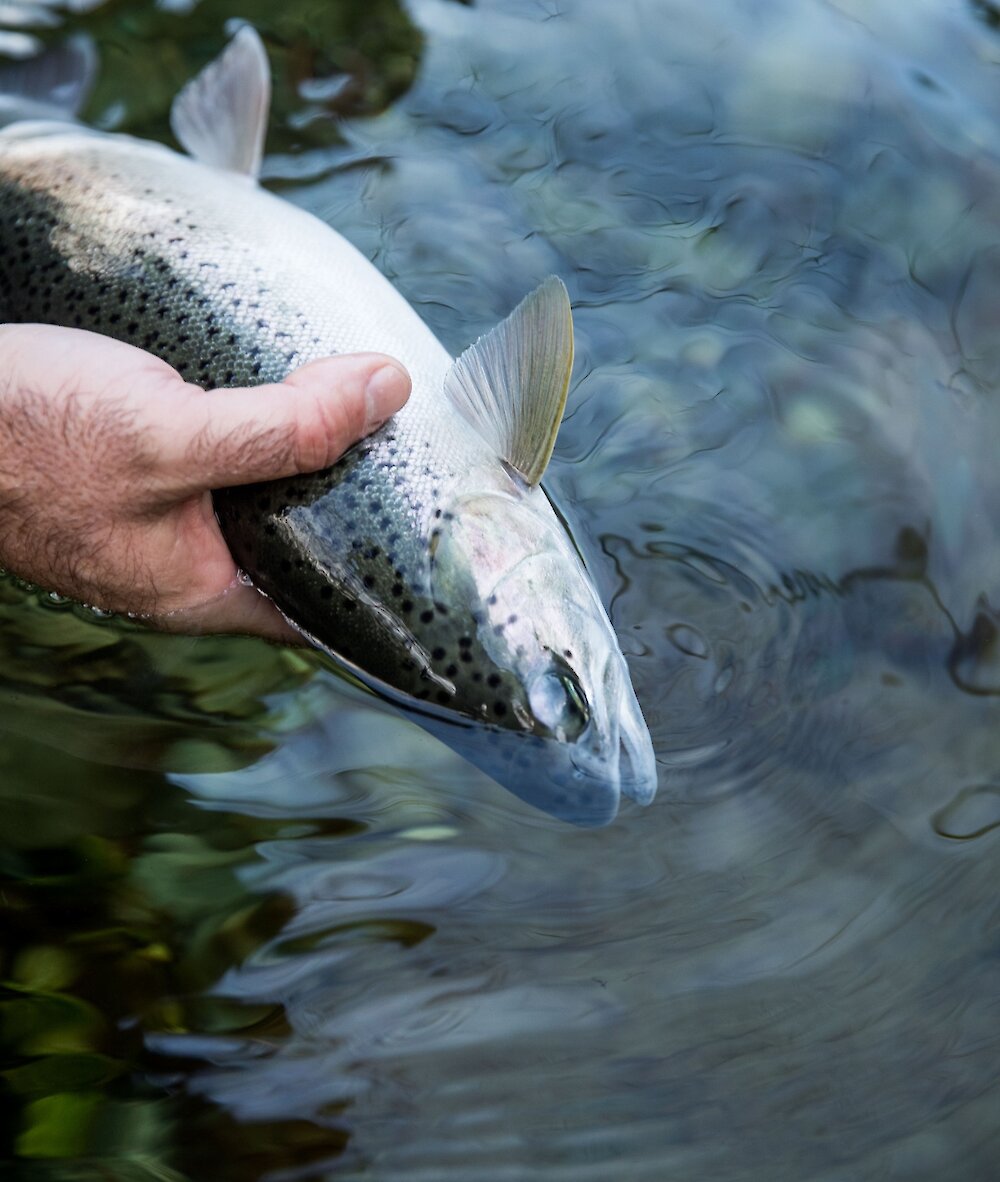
[444,276,574,487]
[170,25,270,179]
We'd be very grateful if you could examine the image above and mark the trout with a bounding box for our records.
[0,29,656,823]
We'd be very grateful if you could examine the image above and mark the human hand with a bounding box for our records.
[0,324,410,642]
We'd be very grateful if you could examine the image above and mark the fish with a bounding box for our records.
[0,28,657,824]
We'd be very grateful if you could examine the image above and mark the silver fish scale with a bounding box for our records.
[0,125,545,721]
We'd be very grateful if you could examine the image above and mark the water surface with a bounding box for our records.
[3,0,1000,1178]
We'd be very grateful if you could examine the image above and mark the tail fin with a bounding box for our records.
[0,35,96,126]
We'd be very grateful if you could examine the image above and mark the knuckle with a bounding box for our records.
[295,392,357,472]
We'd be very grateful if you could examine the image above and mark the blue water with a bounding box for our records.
[3,0,1000,1178]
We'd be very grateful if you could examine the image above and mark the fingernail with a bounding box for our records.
[364,362,410,433]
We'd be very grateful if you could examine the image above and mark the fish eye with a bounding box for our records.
[528,665,591,741]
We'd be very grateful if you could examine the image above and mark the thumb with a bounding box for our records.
[157,353,410,495]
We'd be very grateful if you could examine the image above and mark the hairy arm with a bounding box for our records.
[0,324,410,640]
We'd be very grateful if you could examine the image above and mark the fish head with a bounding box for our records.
[431,483,657,825]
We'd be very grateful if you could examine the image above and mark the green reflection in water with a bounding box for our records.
[65,0,422,148]
[0,618,367,1176]
[0,575,342,1174]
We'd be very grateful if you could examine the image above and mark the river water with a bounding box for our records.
[2,0,1000,1178]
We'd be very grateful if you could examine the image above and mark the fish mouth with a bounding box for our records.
[568,654,657,809]
[567,727,656,812]
[614,653,658,805]
[413,710,623,827]
[617,699,658,805]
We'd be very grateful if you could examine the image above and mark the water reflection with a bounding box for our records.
[4,0,1000,1177]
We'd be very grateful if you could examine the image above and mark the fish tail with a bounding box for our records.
[0,35,96,128]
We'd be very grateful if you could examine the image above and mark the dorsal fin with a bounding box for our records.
[170,25,270,178]
[444,276,574,487]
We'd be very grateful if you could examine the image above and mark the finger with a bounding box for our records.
[0,323,184,393]
[147,573,308,644]
[154,353,411,495]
